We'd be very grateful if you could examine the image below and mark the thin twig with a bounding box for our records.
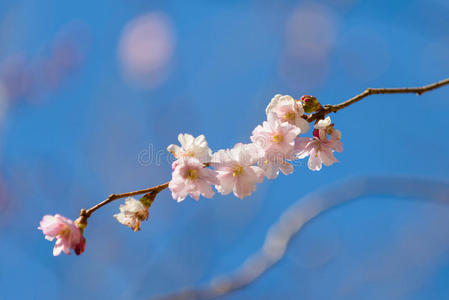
[77,182,169,226]
[86,182,169,216]
[307,77,449,122]
[151,176,449,300]
[77,78,449,224]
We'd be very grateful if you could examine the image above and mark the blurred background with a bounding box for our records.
[0,0,448,299]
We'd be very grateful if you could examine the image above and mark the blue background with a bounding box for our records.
[0,0,449,299]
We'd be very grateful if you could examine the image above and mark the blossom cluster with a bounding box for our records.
[167,94,343,202]
[38,94,343,256]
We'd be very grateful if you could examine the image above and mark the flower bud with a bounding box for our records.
[301,95,321,113]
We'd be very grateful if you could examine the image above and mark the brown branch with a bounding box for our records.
[150,176,449,300]
[307,77,449,123]
[76,182,169,227]
[76,78,449,227]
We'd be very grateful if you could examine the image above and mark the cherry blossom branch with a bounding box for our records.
[307,77,449,122]
[39,77,449,256]
[151,176,449,300]
[77,78,449,226]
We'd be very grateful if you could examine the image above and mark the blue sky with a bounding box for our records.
[0,0,449,299]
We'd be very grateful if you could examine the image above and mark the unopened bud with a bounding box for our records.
[301,95,321,113]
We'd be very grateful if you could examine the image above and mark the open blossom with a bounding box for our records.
[211,143,264,199]
[169,156,218,202]
[266,94,310,134]
[294,116,343,171]
[251,114,300,179]
[38,214,86,256]
[114,197,149,231]
[167,133,212,163]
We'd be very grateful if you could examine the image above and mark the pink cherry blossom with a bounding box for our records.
[250,114,300,179]
[167,133,212,163]
[38,214,86,256]
[169,156,218,202]
[211,143,264,199]
[294,137,343,170]
[294,117,343,171]
[266,94,310,134]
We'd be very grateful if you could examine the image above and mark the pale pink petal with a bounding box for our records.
[215,172,234,195]
[249,166,265,182]
[262,161,279,179]
[314,117,331,130]
[233,166,262,199]
[319,149,338,167]
[169,179,187,202]
[188,189,201,201]
[331,129,342,140]
[211,149,232,165]
[199,167,219,185]
[179,133,194,147]
[194,134,207,146]
[196,180,214,199]
[279,161,294,175]
[294,137,313,159]
[308,149,322,171]
[283,125,301,145]
[234,176,256,199]
[265,94,282,116]
[167,144,181,156]
[330,139,343,152]
[295,117,310,134]
[53,243,64,256]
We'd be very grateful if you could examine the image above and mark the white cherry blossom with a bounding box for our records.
[114,197,149,231]
[167,133,212,163]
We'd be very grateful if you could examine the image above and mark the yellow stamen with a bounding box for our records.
[181,151,195,157]
[187,169,198,180]
[283,111,296,121]
[272,134,283,144]
[233,165,244,177]
[59,226,71,237]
